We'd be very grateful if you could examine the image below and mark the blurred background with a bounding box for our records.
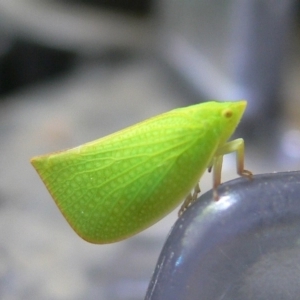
[0,0,300,299]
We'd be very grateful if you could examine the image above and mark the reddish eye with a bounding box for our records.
[222,109,233,118]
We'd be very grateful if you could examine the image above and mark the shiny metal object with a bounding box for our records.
[146,171,300,300]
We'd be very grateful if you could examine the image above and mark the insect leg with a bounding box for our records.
[213,138,252,199]
[179,194,192,216]
[179,183,201,216]
[192,184,201,201]
[207,162,213,173]
[216,138,252,179]
[212,155,223,200]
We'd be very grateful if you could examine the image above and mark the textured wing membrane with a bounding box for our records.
[32,101,248,243]
[32,112,212,243]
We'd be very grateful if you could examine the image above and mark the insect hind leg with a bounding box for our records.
[178,183,201,216]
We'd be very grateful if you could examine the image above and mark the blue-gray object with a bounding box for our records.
[145,171,300,300]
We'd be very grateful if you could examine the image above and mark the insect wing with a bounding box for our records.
[31,107,216,243]
[31,101,247,243]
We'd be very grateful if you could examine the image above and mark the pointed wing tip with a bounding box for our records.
[30,155,42,168]
[30,154,50,176]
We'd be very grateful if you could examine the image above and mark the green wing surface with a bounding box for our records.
[31,101,246,243]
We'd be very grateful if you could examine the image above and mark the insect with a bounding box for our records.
[31,100,252,244]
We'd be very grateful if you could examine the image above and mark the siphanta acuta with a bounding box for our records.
[31,100,252,244]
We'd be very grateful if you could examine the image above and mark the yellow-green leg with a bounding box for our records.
[179,138,252,215]
[212,138,252,199]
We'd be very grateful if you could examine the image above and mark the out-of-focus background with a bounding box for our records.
[0,1,300,299]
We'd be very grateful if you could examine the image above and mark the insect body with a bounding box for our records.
[31,101,252,244]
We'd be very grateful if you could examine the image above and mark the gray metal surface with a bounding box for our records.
[146,171,300,300]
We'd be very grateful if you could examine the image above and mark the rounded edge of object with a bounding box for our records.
[145,171,300,300]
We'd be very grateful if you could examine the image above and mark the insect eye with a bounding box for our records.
[222,109,233,118]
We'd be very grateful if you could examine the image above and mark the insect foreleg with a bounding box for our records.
[213,138,252,199]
